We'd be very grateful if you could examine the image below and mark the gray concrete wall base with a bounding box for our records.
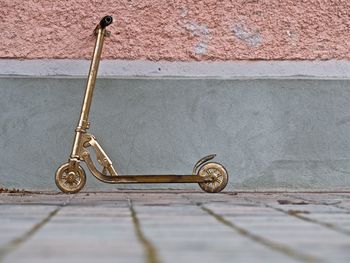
[1,77,350,191]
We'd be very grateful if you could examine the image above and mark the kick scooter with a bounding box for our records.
[55,16,229,193]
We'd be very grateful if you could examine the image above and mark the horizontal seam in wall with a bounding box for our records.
[1,75,350,80]
[1,59,350,78]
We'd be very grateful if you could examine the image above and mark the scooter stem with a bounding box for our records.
[70,16,113,160]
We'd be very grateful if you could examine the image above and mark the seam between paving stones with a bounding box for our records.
[285,194,350,212]
[327,193,350,201]
[0,194,74,262]
[243,196,350,237]
[127,199,162,263]
[180,194,321,263]
[199,205,321,263]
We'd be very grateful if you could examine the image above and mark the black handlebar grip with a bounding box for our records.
[100,16,113,28]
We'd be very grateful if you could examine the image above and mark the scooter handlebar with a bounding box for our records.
[99,16,113,29]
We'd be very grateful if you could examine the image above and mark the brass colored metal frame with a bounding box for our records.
[79,133,211,184]
[55,16,229,193]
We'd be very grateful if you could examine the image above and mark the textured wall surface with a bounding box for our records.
[1,77,350,191]
[0,0,349,60]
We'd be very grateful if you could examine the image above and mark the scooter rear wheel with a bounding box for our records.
[198,162,228,193]
[55,163,86,194]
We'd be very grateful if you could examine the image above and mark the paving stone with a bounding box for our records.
[2,205,143,263]
[1,191,350,262]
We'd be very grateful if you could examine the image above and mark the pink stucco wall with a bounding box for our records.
[0,0,349,60]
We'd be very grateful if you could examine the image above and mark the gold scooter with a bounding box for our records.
[55,16,229,194]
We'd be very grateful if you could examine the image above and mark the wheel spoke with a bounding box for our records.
[73,178,79,185]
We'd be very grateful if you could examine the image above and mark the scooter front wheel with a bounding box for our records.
[55,163,86,194]
[198,162,228,193]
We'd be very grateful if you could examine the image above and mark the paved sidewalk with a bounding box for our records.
[0,191,350,263]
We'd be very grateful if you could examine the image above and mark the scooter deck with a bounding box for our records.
[93,174,208,184]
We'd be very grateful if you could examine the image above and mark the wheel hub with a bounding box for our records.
[66,172,76,184]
